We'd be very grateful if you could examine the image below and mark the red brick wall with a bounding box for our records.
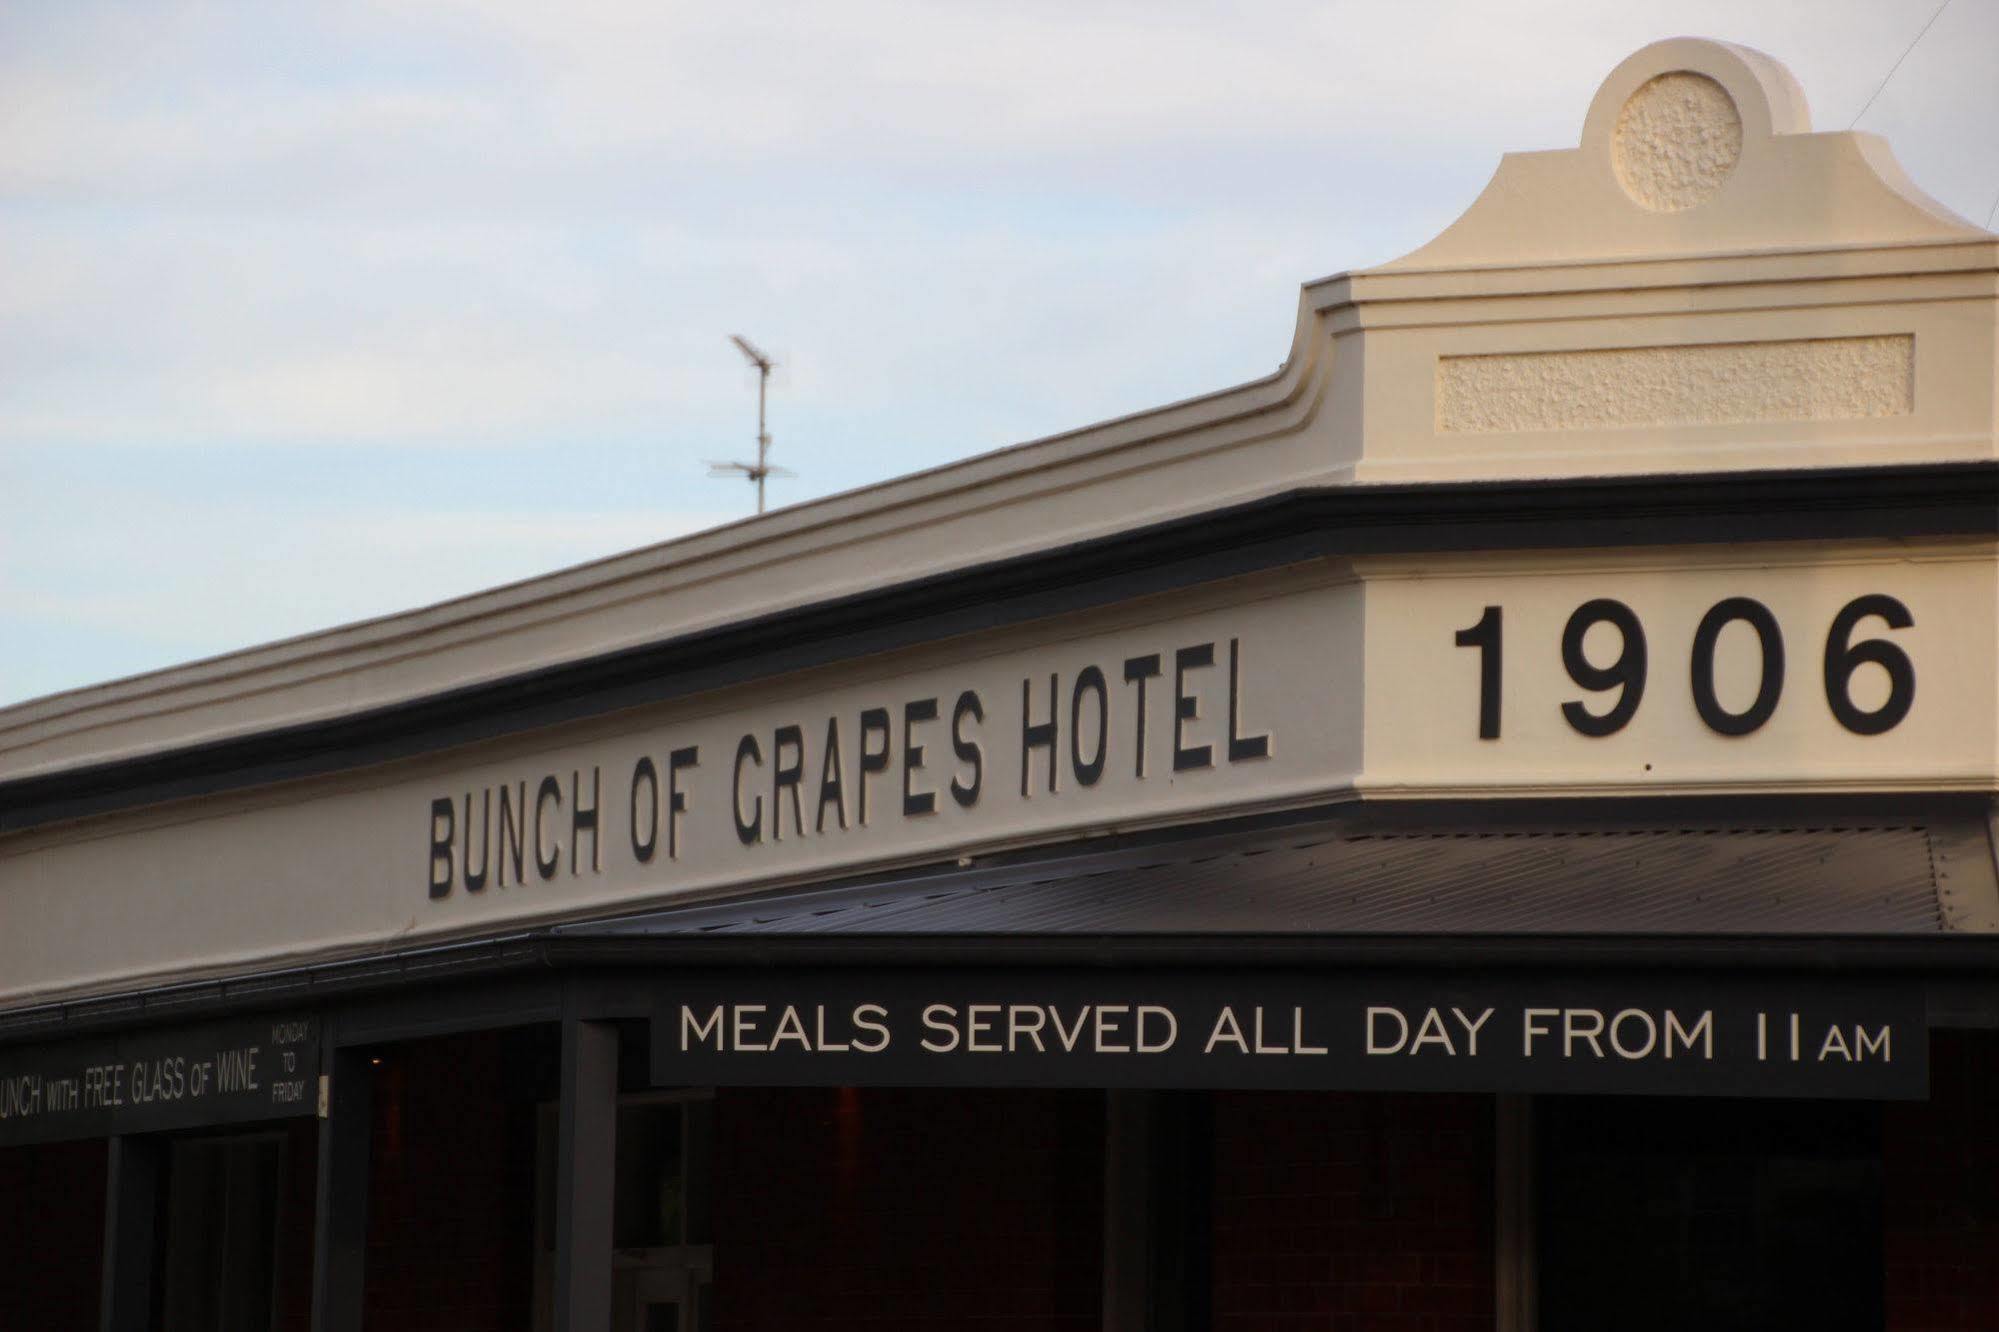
[363,1029,539,1332]
[1886,1029,1999,1331]
[712,1087,1103,1330]
[0,1137,106,1332]
[1210,1091,1494,1332]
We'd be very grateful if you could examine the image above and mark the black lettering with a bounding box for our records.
[534,776,562,880]
[1123,654,1161,778]
[1691,597,1784,736]
[1173,643,1215,771]
[1022,673,1059,796]
[498,781,527,887]
[950,690,985,808]
[1454,606,1503,740]
[772,724,805,840]
[630,757,660,863]
[858,707,891,824]
[1226,638,1271,761]
[462,789,490,892]
[1562,599,1647,737]
[668,746,698,858]
[570,767,600,875]
[1070,665,1108,786]
[1824,594,1916,735]
[732,734,764,846]
[428,797,455,899]
[816,718,847,832]
[903,698,938,816]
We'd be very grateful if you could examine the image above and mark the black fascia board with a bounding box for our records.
[4,460,1995,834]
[11,929,1999,1052]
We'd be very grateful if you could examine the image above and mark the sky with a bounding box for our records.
[2,0,1995,707]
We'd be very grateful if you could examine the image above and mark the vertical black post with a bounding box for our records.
[99,1135,164,1332]
[1102,1090,1151,1332]
[1102,1091,1210,1332]
[1495,1095,1537,1332]
[1151,1092,1211,1328]
[555,1018,618,1332]
[310,1046,374,1332]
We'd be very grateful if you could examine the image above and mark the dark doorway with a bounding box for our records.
[162,1134,284,1332]
[1537,1096,1882,1331]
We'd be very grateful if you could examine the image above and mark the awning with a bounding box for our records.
[563,813,1999,941]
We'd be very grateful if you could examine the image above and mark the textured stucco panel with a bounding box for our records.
[1437,334,1914,434]
[1612,71,1743,212]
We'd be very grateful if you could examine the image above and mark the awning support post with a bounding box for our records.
[310,1046,375,1332]
[1103,1090,1209,1332]
[99,1134,164,1332]
[1495,1095,1537,1332]
[554,1017,619,1331]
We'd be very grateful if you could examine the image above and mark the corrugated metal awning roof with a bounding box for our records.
[562,815,1999,941]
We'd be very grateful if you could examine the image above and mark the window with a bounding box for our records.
[1536,1097,1881,1331]
[534,1090,714,1332]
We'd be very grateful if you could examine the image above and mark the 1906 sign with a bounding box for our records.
[1453,594,1916,740]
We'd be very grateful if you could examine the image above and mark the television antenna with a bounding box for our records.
[707,334,794,514]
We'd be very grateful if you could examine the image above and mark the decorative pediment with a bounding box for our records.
[1384,37,1982,269]
[1309,38,1998,482]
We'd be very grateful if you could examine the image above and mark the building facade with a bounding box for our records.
[3,37,1997,1332]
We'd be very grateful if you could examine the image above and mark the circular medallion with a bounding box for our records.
[1612,72,1742,212]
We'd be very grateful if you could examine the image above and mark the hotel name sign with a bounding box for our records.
[426,628,1278,901]
[419,547,1994,906]
[4,548,1986,1013]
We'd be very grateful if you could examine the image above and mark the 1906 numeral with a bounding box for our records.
[1452,595,1914,740]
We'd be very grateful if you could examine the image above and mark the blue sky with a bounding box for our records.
[3,0,1995,706]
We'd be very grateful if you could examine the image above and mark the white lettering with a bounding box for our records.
[1563,1009,1605,1059]
[1291,1007,1326,1056]
[1609,1009,1657,1060]
[1205,1007,1249,1054]
[1008,1006,1048,1053]
[770,1006,812,1051]
[1094,1005,1131,1054]
[814,1006,851,1053]
[1452,1007,1493,1057]
[920,1004,960,1053]
[966,1004,1002,1054]
[1410,1008,1456,1056]
[1366,1007,1409,1056]
[1138,1006,1177,1054]
[851,1004,891,1054]
[1050,1007,1090,1053]
[1523,1008,1558,1056]
[731,1004,769,1053]
[1666,1010,1714,1060]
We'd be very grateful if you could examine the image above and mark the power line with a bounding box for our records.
[1849,0,1952,129]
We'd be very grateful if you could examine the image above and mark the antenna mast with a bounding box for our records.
[708,334,793,514]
